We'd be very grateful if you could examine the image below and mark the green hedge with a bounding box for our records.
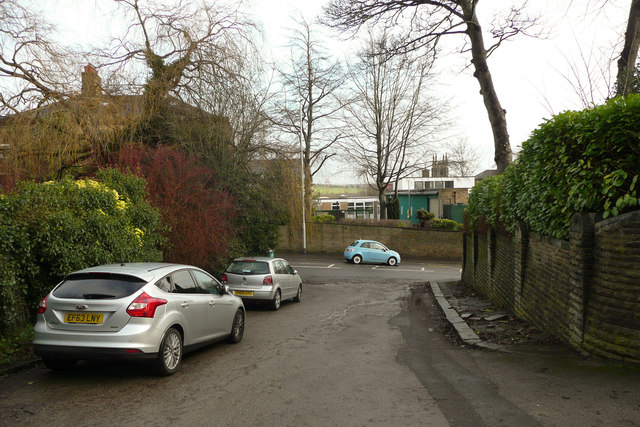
[0,169,166,336]
[429,218,461,230]
[312,214,338,224]
[468,95,640,239]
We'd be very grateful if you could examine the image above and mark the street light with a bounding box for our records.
[300,103,306,254]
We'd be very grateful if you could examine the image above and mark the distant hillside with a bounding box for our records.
[313,184,377,197]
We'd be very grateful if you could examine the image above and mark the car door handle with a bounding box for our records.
[180,302,189,308]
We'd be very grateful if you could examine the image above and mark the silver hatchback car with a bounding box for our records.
[33,263,245,375]
[221,257,302,310]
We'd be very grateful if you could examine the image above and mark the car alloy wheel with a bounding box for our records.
[271,289,281,311]
[155,327,182,376]
[228,309,245,343]
[387,257,397,266]
[352,255,362,264]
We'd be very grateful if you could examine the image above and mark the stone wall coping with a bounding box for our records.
[313,222,462,233]
[595,210,640,234]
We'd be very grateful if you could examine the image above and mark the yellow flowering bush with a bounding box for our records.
[0,168,166,333]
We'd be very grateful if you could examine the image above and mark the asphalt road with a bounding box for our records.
[1,254,639,426]
[286,253,463,284]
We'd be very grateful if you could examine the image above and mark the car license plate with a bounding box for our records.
[234,291,253,296]
[64,312,104,324]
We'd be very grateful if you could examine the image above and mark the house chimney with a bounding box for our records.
[81,64,101,97]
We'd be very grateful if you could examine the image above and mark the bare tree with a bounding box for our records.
[553,36,618,110]
[0,0,263,183]
[616,0,640,96]
[272,16,345,216]
[342,32,446,219]
[0,0,79,114]
[98,0,256,145]
[446,138,480,177]
[191,46,275,171]
[324,0,541,173]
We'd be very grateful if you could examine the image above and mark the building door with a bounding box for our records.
[429,198,439,218]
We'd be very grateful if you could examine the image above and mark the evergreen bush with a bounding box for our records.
[312,214,338,223]
[429,218,461,230]
[0,169,165,334]
[468,95,640,239]
[416,208,435,227]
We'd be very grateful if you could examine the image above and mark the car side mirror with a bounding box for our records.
[217,284,230,295]
[293,270,298,275]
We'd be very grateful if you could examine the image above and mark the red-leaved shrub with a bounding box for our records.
[111,144,235,271]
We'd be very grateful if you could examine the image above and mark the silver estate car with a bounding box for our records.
[33,263,245,376]
[221,257,302,310]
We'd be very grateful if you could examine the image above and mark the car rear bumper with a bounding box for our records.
[32,318,165,356]
[33,344,157,361]
[229,288,276,301]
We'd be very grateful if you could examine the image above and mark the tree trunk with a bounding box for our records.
[617,0,640,96]
[378,189,387,220]
[461,1,512,173]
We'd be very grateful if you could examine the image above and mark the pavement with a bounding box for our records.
[430,280,568,354]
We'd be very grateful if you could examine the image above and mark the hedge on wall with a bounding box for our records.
[468,95,640,239]
[312,214,338,223]
[0,168,165,335]
[428,218,461,230]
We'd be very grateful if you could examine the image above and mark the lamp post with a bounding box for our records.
[300,103,306,254]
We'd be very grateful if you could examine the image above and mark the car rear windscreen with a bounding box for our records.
[226,261,269,275]
[53,273,147,299]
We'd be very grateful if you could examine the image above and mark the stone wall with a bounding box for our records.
[278,223,462,260]
[462,211,640,362]
[585,211,640,360]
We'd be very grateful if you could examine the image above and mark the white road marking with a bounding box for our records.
[328,264,335,268]
[294,265,342,269]
[370,266,434,272]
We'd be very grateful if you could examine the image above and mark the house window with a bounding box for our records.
[332,202,340,210]
[414,181,424,190]
[434,181,444,189]
[445,181,454,188]
[424,182,433,190]
[365,202,373,219]
[346,201,374,219]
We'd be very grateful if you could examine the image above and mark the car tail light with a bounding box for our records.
[221,273,228,284]
[37,295,48,314]
[126,292,167,318]
[263,275,273,286]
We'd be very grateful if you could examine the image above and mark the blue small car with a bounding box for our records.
[344,240,401,266]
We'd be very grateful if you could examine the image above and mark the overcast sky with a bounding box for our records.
[44,0,632,184]
[251,0,631,183]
